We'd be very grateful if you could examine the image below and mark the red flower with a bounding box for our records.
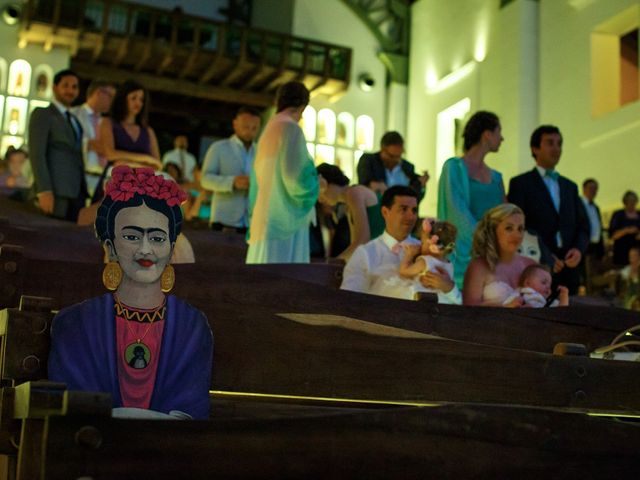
[105,166,186,206]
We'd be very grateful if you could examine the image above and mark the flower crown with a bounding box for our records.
[106,165,187,207]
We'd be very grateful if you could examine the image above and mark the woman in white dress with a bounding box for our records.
[463,203,535,306]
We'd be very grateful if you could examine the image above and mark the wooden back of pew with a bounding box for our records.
[3,291,640,413]
[2,382,639,480]
[1,245,636,354]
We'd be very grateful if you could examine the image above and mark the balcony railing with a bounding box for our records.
[22,0,352,83]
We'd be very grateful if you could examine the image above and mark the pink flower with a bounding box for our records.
[105,165,186,207]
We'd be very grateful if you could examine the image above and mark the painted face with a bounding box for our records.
[233,113,261,144]
[525,268,552,298]
[495,213,525,255]
[126,89,145,116]
[52,74,79,107]
[486,125,504,152]
[532,133,563,169]
[380,144,403,167]
[110,203,172,285]
[381,195,417,241]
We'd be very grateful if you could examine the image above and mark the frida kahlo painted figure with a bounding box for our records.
[48,166,213,419]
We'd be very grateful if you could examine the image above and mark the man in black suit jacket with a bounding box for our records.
[357,131,428,202]
[507,125,590,294]
[29,69,86,222]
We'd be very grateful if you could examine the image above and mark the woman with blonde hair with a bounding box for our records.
[463,203,535,306]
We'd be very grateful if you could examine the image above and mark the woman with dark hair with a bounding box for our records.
[316,163,384,260]
[99,80,161,170]
[437,110,506,287]
[49,165,213,419]
[246,81,319,263]
[609,190,640,266]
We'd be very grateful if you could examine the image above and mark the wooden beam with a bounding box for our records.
[112,6,133,67]
[134,13,157,72]
[72,62,274,107]
[178,21,201,80]
[50,0,61,35]
[112,38,130,67]
[198,27,227,84]
[220,62,249,87]
[156,12,180,75]
[237,65,266,89]
[91,1,111,63]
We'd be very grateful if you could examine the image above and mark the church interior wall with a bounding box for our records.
[292,0,387,178]
[408,0,539,215]
[409,0,640,216]
[539,0,640,215]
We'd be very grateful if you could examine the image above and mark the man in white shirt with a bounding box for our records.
[71,79,115,195]
[201,106,261,233]
[341,185,459,302]
[162,135,198,183]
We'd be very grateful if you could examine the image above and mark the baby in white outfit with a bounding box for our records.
[505,264,569,307]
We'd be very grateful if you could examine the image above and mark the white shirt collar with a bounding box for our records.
[82,103,96,116]
[231,134,255,151]
[381,230,411,250]
[51,98,70,115]
[535,165,559,178]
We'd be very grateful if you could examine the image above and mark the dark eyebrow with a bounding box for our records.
[122,226,168,235]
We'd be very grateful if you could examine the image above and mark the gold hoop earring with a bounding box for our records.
[103,261,122,291]
[161,265,175,293]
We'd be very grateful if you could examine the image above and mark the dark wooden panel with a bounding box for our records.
[41,405,640,479]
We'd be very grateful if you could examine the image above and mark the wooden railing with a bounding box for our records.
[22,0,352,82]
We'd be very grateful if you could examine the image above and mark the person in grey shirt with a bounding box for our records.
[201,107,261,233]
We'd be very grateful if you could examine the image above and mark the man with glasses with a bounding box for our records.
[72,79,116,195]
[357,131,428,202]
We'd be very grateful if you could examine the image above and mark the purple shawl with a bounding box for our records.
[48,293,213,419]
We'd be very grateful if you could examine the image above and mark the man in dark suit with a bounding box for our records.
[29,69,86,222]
[580,178,605,291]
[357,131,428,202]
[507,125,590,294]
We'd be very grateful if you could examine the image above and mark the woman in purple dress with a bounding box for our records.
[100,80,162,170]
[49,165,213,419]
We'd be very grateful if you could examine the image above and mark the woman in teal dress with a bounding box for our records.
[437,111,506,288]
[317,163,384,260]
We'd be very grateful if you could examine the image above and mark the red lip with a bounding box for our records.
[137,259,154,267]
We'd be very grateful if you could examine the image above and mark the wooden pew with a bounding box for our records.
[2,291,640,414]
[1,382,639,479]
[1,245,637,355]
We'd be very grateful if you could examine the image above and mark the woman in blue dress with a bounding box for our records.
[437,111,506,288]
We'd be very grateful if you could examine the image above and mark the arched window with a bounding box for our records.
[336,112,354,147]
[8,59,32,97]
[0,58,8,92]
[301,106,316,142]
[317,108,336,145]
[355,115,374,151]
[4,96,28,136]
[32,64,53,99]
